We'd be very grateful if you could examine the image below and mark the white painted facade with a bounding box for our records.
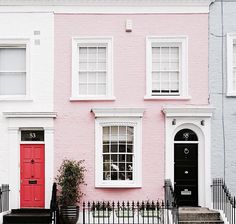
[0,12,55,209]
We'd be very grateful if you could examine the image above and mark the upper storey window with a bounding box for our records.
[145,36,188,99]
[227,34,236,96]
[0,45,26,96]
[71,37,114,101]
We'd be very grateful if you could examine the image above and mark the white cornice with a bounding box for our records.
[3,112,57,118]
[91,108,145,118]
[0,0,215,14]
[162,106,215,117]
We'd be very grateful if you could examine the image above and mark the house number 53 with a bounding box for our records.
[29,133,36,139]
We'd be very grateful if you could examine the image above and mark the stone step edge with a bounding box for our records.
[179,221,224,223]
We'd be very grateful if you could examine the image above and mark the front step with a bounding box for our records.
[3,209,52,224]
[179,207,224,224]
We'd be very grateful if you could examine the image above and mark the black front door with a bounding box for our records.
[174,143,198,206]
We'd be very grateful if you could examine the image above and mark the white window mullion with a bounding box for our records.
[0,46,27,96]
[72,37,113,100]
[146,36,187,99]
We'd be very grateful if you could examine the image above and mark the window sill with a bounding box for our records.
[144,95,191,100]
[95,182,142,188]
[226,92,236,97]
[70,96,116,101]
[0,96,33,101]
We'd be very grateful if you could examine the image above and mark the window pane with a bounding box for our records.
[170,62,179,70]
[98,62,106,70]
[79,72,87,83]
[170,72,179,81]
[119,172,125,180]
[78,83,87,94]
[152,45,180,95]
[170,47,179,59]
[162,81,169,91]
[161,62,169,70]
[0,48,26,71]
[170,82,179,92]
[87,72,96,83]
[102,125,134,181]
[98,47,106,59]
[77,45,108,96]
[88,62,96,71]
[161,47,169,61]
[97,72,106,83]
[0,72,26,95]
[152,72,160,81]
[88,47,97,61]
[233,44,236,65]
[79,47,87,60]
[87,84,96,94]
[79,62,87,70]
[152,82,160,92]
[152,47,160,59]
[97,84,106,95]
[161,72,169,81]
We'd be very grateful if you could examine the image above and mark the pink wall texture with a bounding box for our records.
[54,14,209,201]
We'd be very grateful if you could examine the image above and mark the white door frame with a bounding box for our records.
[3,112,56,209]
[163,106,214,208]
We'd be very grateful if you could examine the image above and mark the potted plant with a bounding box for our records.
[56,159,86,224]
[91,201,112,218]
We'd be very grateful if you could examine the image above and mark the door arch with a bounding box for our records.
[174,128,198,206]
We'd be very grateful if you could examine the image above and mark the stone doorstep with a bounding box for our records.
[178,207,223,223]
[179,221,224,224]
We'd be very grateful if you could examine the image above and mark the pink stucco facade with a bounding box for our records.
[54,13,209,201]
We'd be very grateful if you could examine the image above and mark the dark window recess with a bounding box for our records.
[21,130,44,141]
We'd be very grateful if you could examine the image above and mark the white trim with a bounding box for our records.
[163,105,214,208]
[71,37,114,100]
[91,108,145,118]
[94,117,142,188]
[3,112,57,118]
[20,141,44,144]
[0,96,33,101]
[146,36,188,99]
[162,106,215,117]
[0,38,31,99]
[70,96,116,101]
[0,0,215,14]
[226,33,236,96]
[6,118,54,209]
[144,96,191,100]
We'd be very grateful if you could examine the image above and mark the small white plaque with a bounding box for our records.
[181,189,191,195]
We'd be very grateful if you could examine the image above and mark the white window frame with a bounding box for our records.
[227,33,236,96]
[145,36,189,100]
[93,108,144,188]
[71,37,114,101]
[0,38,30,100]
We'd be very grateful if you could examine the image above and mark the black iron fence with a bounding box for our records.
[212,178,236,224]
[50,183,60,224]
[0,184,10,213]
[164,179,178,209]
[80,201,179,224]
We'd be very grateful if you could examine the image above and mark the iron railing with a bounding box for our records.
[212,178,236,224]
[164,179,178,208]
[80,200,179,224]
[50,182,60,224]
[0,184,10,213]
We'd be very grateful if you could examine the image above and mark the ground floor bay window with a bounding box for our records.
[92,108,145,188]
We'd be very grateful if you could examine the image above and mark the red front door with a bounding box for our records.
[20,144,45,208]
